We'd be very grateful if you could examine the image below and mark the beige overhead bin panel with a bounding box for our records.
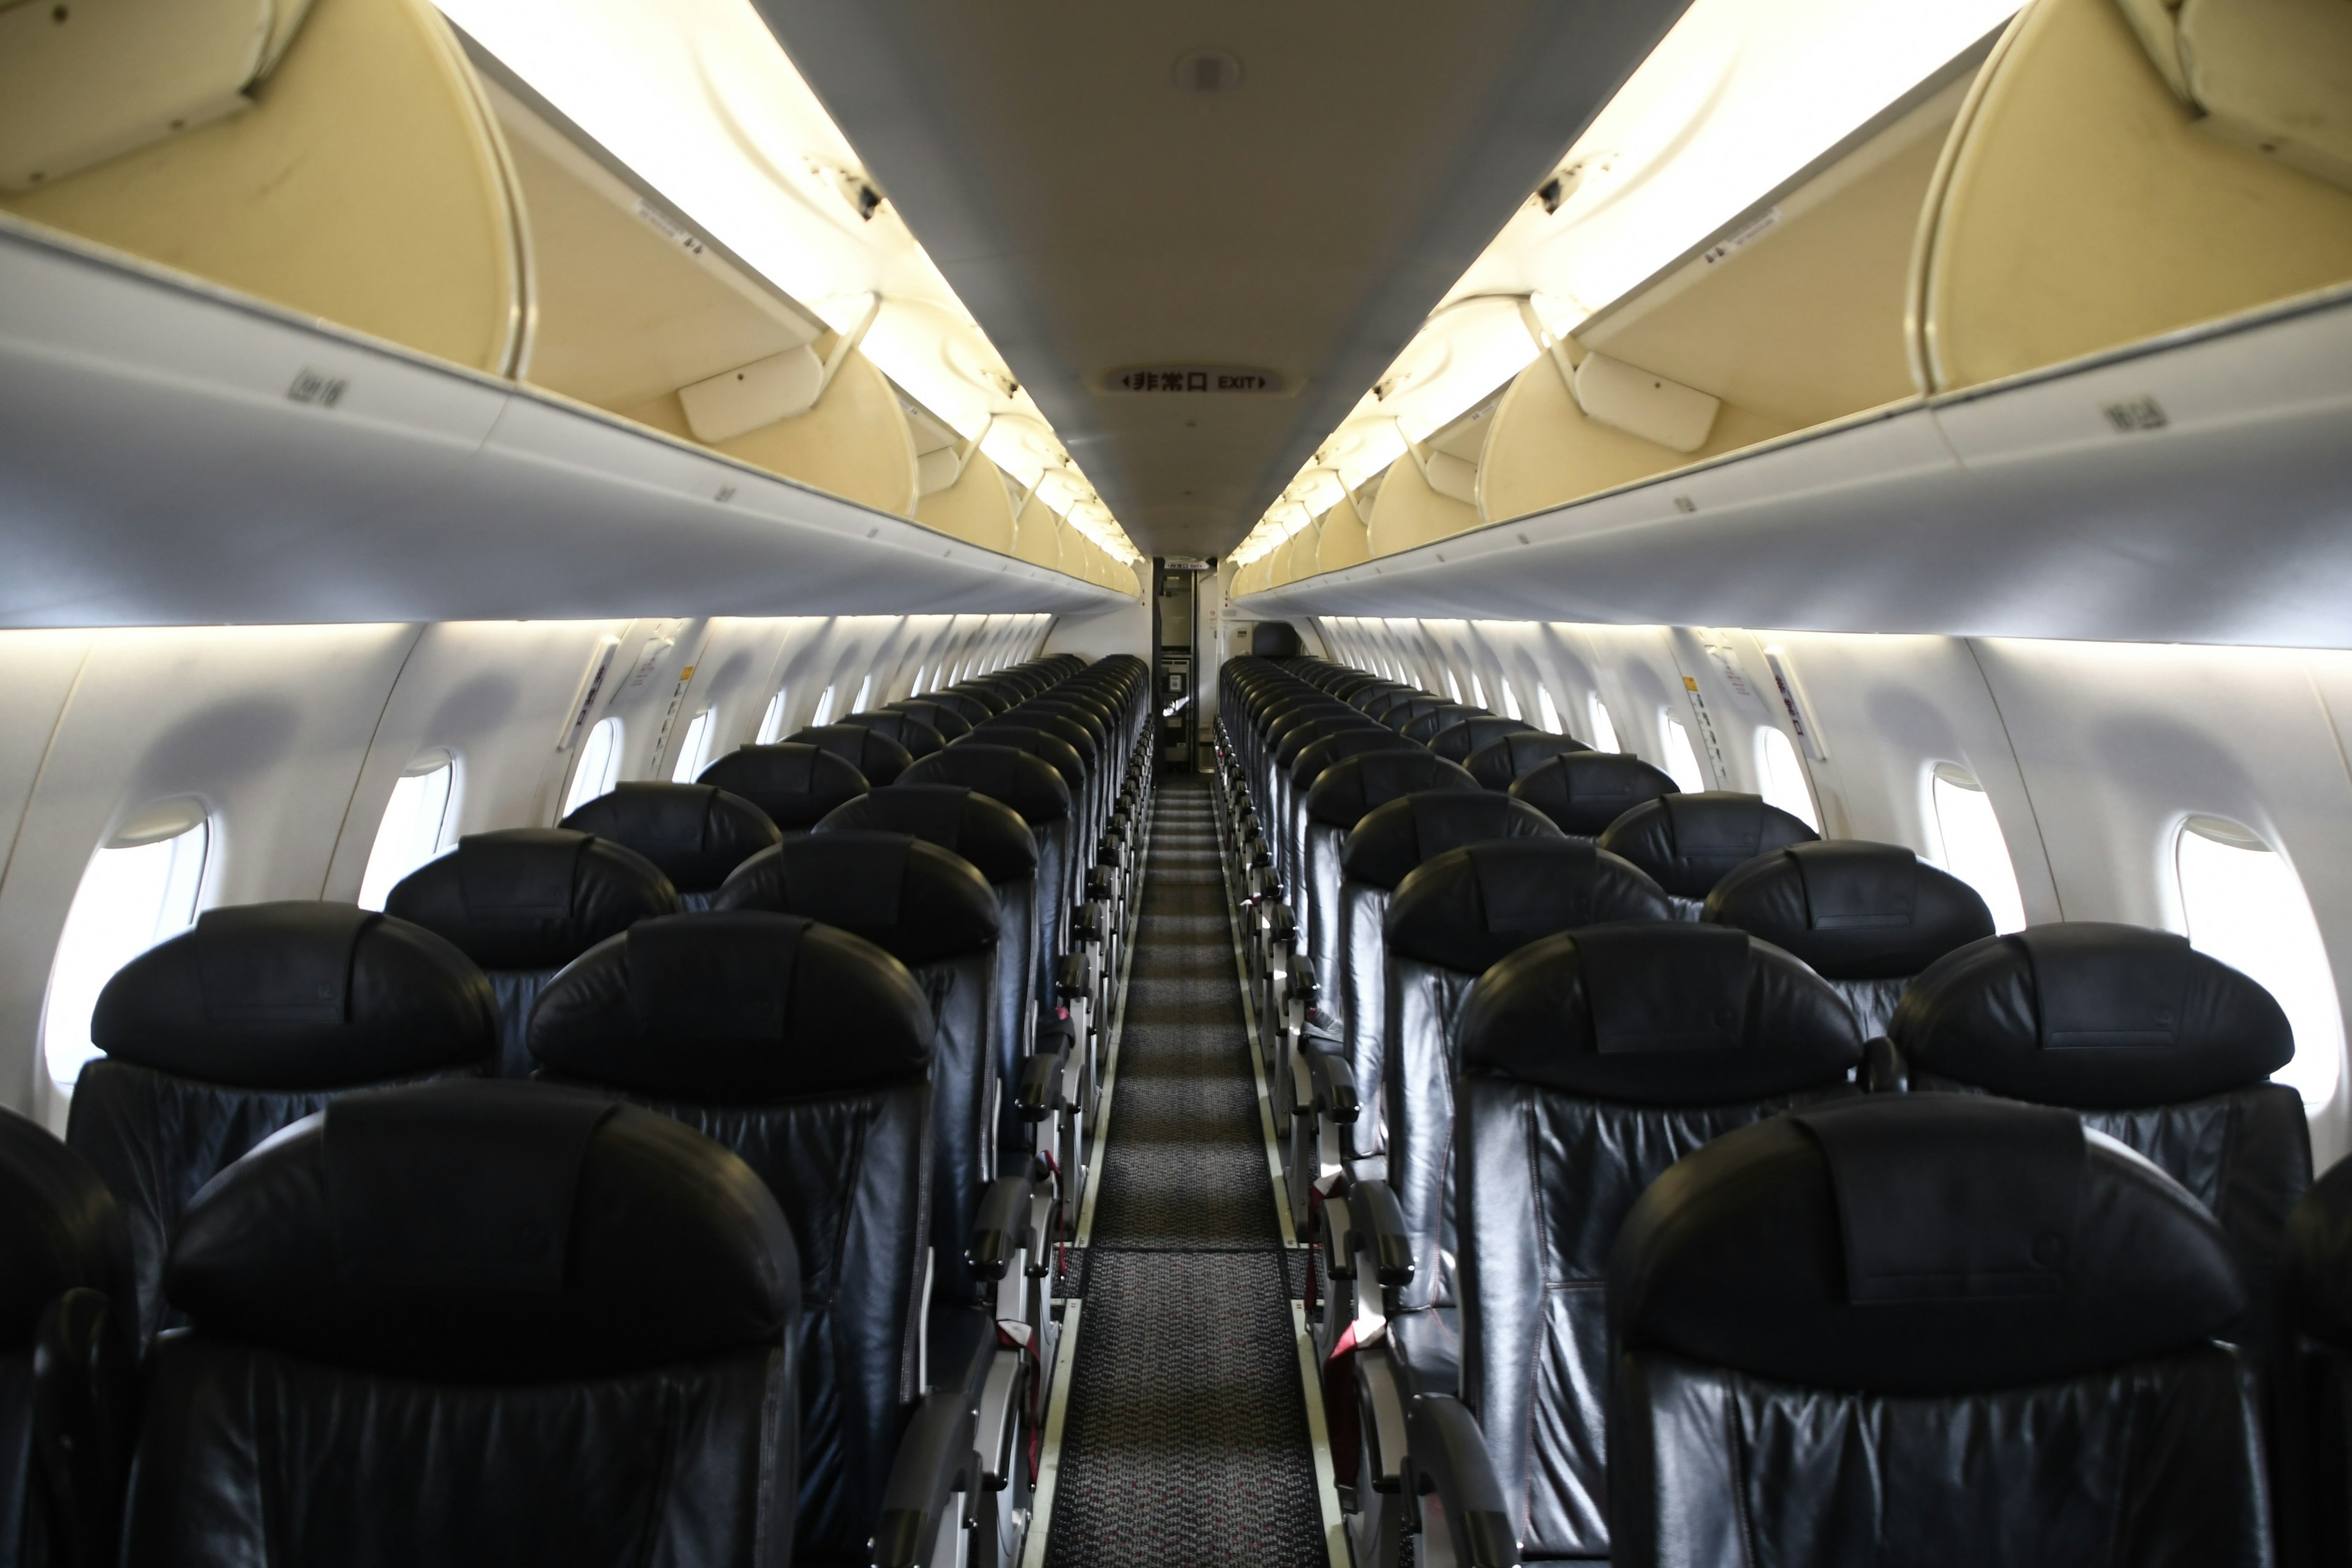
[1365,449,1479,557]
[2122,0,2352,189]
[1913,0,2352,392]
[1317,494,1373,575]
[1013,495,1065,571]
[915,448,1020,555]
[1,0,526,375]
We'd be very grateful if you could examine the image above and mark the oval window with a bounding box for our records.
[358,758,456,911]
[1588,695,1621,753]
[43,806,209,1089]
[756,688,791,745]
[1755,726,1819,831]
[671,710,715,783]
[1928,764,2026,934]
[564,716,623,816]
[2177,817,2343,1107]
[1659,713,1706,793]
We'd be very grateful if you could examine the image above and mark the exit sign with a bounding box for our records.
[1099,365,1287,395]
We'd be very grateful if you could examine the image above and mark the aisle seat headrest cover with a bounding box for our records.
[386,829,679,970]
[1507,752,1677,835]
[1599,791,1820,896]
[712,833,999,964]
[1890,922,2292,1109]
[697,742,870,829]
[1705,841,1995,979]
[900,744,1073,824]
[92,902,496,1087]
[0,1107,130,1346]
[166,1081,797,1380]
[1610,1095,2244,1393]
[560,782,782,892]
[1341,791,1562,891]
[1303,751,1481,828]
[786,725,916,785]
[529,911,932,1101]
[1387,841,1674,973]
[813,785,1038,883]
[1460,922,1860,1104]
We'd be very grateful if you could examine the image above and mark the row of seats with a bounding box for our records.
[1213,652,2345,1568]
[0,653,1152,1568]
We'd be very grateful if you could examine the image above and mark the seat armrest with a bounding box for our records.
[1406,1395,1520,1568]
[1288,956,1318,1005]
[871,1387,979,1568]
[1301,1044,1359,1123]
[966,1174,1038,1282]
[1054,954,1090,1000]
[1348,1178,1414,1288]
[1015,1037,1069,1120]
[1863,1035,1908,1094]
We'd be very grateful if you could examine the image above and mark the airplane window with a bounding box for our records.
[756,688,790,744]
[1469,671,1488,709]
[1536,687,1564,734]
[671,710,714,783]
[43,811,209,1090]
[1660,713,1706,792]
[1929,766,2026,935]
[853,675,874,712]
[356,759,456,911]
[565,717,623,816]
[2177,818,2344,1107]
[1444,670,1464,703]
[812,686,836,726]
[1755,726,1819,831]
[1588,695,1621,752]
[1498,680,1522,722]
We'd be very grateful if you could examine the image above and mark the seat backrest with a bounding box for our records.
[927,688,1001,724]
[1401,702,1484,745]
[698,742,870,834]
[2281,1157,2352,1568]
[1506,751,1675,841]
[833,711,945,760]
[1383,842,1673,1308]
[130,1082,800,1568]
[899,746,1076,1025]
[560,782,782,907]
[787,724,917,786]
[1607,1096,2262,1568]
[1703,840,1994,1035]
[1379,695,1453,733]
[1283,729,1419,891]
[1463,729,1591,791]
[387,828,679,1075]
[1890,921,2310,1355]
[529,912,932,1562]
[712,834,1002,1308]
[1455,922,1862,1558]
[1597,790,1820,913]
[1428,714,1535,764]
[1298,753,1480,990]
[956,729,1091,903]
[881,698,973,741]
[73,902,497,1346]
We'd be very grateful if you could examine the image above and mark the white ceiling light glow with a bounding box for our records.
[435,0,1140,562]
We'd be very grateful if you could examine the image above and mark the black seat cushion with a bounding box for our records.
[880,699,972,741]
[712,835,998,967]
[1429,714,1537,764]
[1387,840,1674,977]
[560,782,782,897]
[1598,791,1820,902]
[787,725,916,787]
[832,712,944,760]
[386,830,679,972]
[1463,731,1591,791]
[1507,752,1677,837]
[899,746,1073,827]
[1303,752,1481,830]
[1341,791,1561,893]
[813,785,1038,885]
[697,743,870,831]
[1401,703,1484,745]
[957,726,1087,801]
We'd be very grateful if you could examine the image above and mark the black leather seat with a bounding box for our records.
[1597,790,1820,918]
[529,913,993,1567]
[1703,840,1994,1035]
[1888,922,2312,1368]
[698,742,870,835]
[1588,1096,2267,1568]
[926,689,1002,725]
[1462,731,1590,792]
[560,781,781,910]
[1297,754,1482,1025]
[1401,703,1484,746]
[1280,727,1416,896]
[1506,752,1675,844]
[882,698,974,742]
[2280,1155,2352,1568]
[835,710,946,761]
[1379,695,1453,734]
[386,828,679,1076]
[1371,923,1861,1564]
[69,903,497,1344]
[0,1108,134,1568]
[1428,715,1535,765]
[789,724,917,786]
[123,1080,802,1568]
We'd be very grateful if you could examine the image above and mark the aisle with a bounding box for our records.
[1039,775,1329,1566]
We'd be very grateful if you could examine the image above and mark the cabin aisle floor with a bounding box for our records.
[1041,775,1328,1566]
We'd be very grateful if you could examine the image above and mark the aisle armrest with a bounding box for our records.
[871,1387,979,1568]
[1406,1395,1520,1568]
[966,1174,1038,1283]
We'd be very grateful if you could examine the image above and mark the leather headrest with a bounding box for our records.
[560,782,782,893]
[1611,1096,2245,1393]
[1402,703,1483,744]
[882,699,972,741]
[1890,922,2292,1109]
[1290,729,1420,791]
[1704,841,1995,981]
[92,902,496,1088]
[2284,1156,2352,1349]
[1464,731,1593,791]
[929,688,1001,722]
[386,829,680,971]
[529,911,932,1101]
[971,720,1095,775]
[1430,715,1536,764]
[1387,841,1674,974]
[900,745,1073,826]
[696,743,870,831]
[712,833,999,965]
[166,1082,797,1381]
[1275,715,1379,771]
[1348,683,1411,712]
[835,712,944,759]
[1507,753,1677,836]
[1380,696,1451,732]
[786,725,915,786]
[814,785,1038,884]
[1341,791,1562,892]
[1304,751,1481,829]
[0,1109,130,1346]
[1015,699,1109,747]
[1599,791,1819,897]
[1460,923,1860,1104]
